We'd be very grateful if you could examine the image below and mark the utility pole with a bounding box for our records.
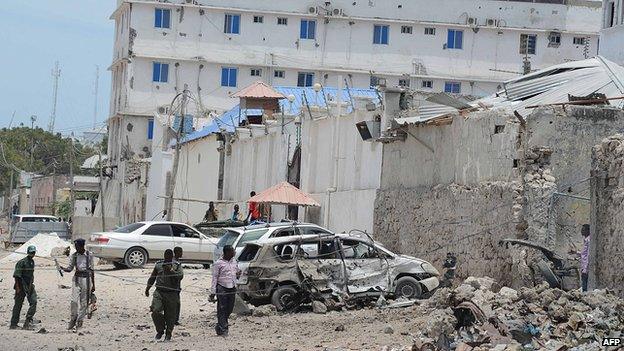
[93,65,99,129]
[30,115,37,170]
[165,84,189,221]
[98,146,106,231]
[69,135,75,221]
[49,61,61,133]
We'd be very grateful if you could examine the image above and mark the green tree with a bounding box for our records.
[0,127,100,193]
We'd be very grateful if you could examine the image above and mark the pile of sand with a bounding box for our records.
[0,232,71,265]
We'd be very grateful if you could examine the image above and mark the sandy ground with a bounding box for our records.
[0,255,419,351]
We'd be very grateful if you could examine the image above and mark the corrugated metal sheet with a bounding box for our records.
[396,56,624,126]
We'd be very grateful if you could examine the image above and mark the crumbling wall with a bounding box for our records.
[590,134,624,297]
[524,106,624,251]
[374,182,519,285]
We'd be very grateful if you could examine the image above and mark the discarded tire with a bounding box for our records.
[395,276,423,299]
[124,247,148,268]
[271,286,299,311]
[537,260,561,289]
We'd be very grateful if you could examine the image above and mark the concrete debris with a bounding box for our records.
[312,300,328,314]
[252,305,276,317]
[233,294,252,316]
[334,324,345,331]
[383,325,394,334]
[36,328,47,334]
[408,277,624,350]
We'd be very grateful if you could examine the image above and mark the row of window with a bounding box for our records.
[154,8,588,51]
[152,61,462,93]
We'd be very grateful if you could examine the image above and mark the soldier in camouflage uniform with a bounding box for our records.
[10,245,37,330]
[145,249,183,341]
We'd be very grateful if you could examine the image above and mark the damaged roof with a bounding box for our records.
[180,86,379,144]
[396,56,624,125]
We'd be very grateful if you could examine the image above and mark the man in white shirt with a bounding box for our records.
[209,245,241,336]
[61,239,95,330]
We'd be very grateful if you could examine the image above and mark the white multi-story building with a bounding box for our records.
[106,0,601,223]
[600,0,624,64]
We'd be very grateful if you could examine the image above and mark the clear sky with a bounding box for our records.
[0,0,115,135]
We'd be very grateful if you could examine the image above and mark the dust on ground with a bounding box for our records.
[0,259,417,351]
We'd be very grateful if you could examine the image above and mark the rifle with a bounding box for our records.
[54,259,64,277]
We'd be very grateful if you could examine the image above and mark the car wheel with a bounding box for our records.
[271,286,299,311]
[112,261,127,270]
[124,247,148,268]
[395,276,423,299]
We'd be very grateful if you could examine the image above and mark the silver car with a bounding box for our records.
[87,221,218,268]
[237,233,440,310]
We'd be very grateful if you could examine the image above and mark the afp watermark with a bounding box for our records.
[602,337,622,347]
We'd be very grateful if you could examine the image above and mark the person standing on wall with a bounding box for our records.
[231,204,241,221]
[60,239,95,331]
[203,201,218,222]
[209,245,241,336]
[580,224,591,292]
[246,191,260,223]
[10,245,37,330]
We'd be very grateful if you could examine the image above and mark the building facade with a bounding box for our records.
[600,0,624,64]
[106,0,602,223]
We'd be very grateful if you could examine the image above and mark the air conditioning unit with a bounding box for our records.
[308,6,319,14]
[332,8,344,16]
[466,17,478,26]
[157,105,170,115]
[485,18,500,27]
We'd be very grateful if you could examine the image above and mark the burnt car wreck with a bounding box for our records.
[237,233,441,311]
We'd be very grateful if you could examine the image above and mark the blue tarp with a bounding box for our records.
[181,86,379,144]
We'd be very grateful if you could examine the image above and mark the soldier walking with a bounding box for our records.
[173,246,184,325]
[145,249,183,341]
[60,239,95,330]
[10,245,38,330]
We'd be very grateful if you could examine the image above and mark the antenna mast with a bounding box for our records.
[49,61,61,133]
[93,65,99,129]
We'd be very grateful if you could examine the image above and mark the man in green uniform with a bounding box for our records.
[145,249,183,341]
[173,246,183,326]
[10,245,37,330]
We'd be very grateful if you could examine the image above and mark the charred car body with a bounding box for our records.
[237,233,440,310]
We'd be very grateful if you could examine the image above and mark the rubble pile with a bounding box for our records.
[412,277,624,350]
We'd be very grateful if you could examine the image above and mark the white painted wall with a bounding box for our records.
[111,0,601,119]
[600,0,624,64]
[172,135,222,224]
[300,103,383,233]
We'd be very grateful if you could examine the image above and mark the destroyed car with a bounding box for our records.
[237,233,440,310]
[9,214,70,244]
[214,222,333,259]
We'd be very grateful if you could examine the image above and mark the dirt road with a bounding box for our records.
[0,259,416,351]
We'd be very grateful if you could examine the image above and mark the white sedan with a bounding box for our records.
[87,221,218,268]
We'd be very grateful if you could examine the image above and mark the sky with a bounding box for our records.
[0,1,116,135]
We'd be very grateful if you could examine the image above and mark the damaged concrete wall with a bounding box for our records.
[374,182,518,285]
[590,134,624,297]
[523,107,624,250]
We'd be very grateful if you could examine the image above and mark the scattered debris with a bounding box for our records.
[252,305,276,317]
[233,294,252,316]
[335,324,345,332]
[36,328,47,334]
[383,326,394,334]
[312,300,328,314]
[409,277,624,350]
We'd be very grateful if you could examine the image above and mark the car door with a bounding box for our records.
[171,224,202,261]
[339,238,390,294]
[295,237,347,293]
[140,224,174,260]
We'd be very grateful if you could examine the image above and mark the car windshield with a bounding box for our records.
[217,230,240,247]
[237,229,269,247]
[114,223,145,233]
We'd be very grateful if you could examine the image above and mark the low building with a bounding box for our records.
[600,0,624,64]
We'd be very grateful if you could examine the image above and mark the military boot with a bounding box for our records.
[22,319,33,330]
